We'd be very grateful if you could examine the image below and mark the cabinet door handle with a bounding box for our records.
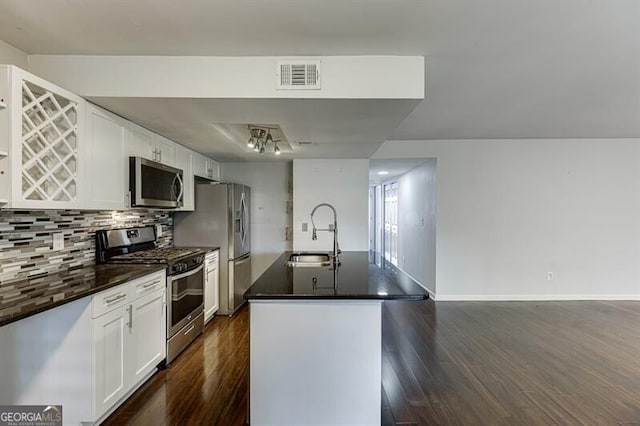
[126,305,133,329]
[105,293,126,304]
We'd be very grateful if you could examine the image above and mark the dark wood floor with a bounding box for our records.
[105,300,640,425]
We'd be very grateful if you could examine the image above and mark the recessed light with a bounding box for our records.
[378,171,389,175]
[377,291,388,296]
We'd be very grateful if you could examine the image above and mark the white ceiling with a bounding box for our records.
[1,0,639,158]
[369,159,429,186]
[90,97,420,161]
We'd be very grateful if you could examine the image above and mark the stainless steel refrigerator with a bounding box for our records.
[174,183,251,315]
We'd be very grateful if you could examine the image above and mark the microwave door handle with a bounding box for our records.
[171,174,184,204]
[171,174,178,200]
[176,173,184,204]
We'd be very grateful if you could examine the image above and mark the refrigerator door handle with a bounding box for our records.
[240,192,248,246]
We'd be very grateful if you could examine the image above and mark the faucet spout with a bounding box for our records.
[310,203,340,266]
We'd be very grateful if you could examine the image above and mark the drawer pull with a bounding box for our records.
[141,280,162,289]
[183,324,195,335]
[104,293,126,304]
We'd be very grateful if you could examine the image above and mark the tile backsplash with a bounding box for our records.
[0,209,173,284]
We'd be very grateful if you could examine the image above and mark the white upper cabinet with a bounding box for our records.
[206,158,221,181]
[193,152,220,181]
[85,103,127,210]
[0,65,220,210]
[0,65,85,209]
[192,153,206,179]
[153,134,176,167]
[126,123,175,167]
[174,144,194,211]
[126,121,156,161]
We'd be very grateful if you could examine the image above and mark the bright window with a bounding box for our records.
[383,182,398,266]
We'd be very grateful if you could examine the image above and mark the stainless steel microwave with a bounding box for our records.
[129,157,184,208]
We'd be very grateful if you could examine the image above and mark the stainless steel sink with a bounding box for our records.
[286,252,332,267]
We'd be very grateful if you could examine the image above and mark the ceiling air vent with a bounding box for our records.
[276,60,321,90]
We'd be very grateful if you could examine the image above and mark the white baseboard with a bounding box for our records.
[434,294,640,301]
[391,264,436,300]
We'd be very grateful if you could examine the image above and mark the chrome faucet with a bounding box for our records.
[310,203,340,266]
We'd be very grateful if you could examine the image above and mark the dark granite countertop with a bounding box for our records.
[176,246,220,253]
[244,251,429,301]
[0,264,166,327]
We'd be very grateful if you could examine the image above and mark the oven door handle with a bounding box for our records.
[168,263,204,282]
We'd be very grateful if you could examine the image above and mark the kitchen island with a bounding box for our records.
[244,251,428,426]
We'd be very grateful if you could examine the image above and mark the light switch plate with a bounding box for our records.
[156,224,163,237]
[52,233,64,251]
[302,222,308,232]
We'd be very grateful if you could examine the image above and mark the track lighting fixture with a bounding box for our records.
[247,125,283,155]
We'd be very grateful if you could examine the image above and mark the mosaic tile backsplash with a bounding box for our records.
[0,209,173,284]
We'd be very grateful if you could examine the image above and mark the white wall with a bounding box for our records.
[293,159,369,252]
[0,39,28,68]
[373,139,640,300]
[222,162,292,282]
[28,55,424,99]
[395,160,437,296]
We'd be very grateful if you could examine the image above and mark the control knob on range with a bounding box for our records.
[173,263,187,273]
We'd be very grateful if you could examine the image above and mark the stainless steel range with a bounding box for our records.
[96,226,205,364]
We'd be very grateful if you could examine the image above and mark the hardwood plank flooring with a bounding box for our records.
[382,300,640,425]
[105,300,640,425]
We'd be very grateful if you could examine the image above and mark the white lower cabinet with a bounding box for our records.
[92,270,166,422]
[0,269,167,426]
[94,306,129,417]
[130,288,166,383]
[205,250,220,323]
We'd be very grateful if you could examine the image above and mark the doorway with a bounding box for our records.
[368,158,437,296]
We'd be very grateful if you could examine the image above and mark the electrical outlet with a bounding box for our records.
[155,224,163,237]
[52,233,64,251]
[547,272,554,281]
